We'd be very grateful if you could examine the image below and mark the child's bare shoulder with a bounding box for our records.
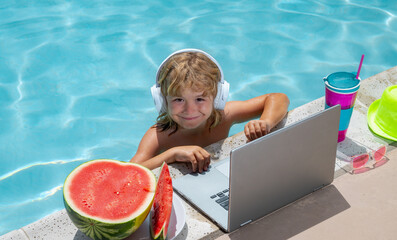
[145,125,169,140]
[144,125,180,149]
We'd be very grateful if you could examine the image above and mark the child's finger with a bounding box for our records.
[261,121,270,135]
[205,156,211,170]
[245,123,252,139]
[244,124,253,141]
[203,150,211,171]
[190,157,197,172]
[244,126,249,140]
[258,122,268,137]
[202,149,211,171]
[248,122,259,140]
[194,151,205,173]
[254,122,263,138]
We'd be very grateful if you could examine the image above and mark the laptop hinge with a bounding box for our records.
[240,220,252,227]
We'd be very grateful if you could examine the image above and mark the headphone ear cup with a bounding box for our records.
[151,85,165,113]
[214,80,229,110]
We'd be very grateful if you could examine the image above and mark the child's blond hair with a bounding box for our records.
[156,51,223,134]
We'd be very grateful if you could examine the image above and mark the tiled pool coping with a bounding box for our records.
[2,66,396,240]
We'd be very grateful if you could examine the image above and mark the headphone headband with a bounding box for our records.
[155,48,225,85]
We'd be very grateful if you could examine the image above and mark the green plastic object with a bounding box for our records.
[367,85,397,141]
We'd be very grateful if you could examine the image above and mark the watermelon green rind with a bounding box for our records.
[150,222,167,240]
[150,209,169,240]
[63,159,156,240]
[64,198,138,240]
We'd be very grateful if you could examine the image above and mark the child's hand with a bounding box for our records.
[244,119,271,141]
[172,146,211,173]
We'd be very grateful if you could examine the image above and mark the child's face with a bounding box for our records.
[166,88,214,130]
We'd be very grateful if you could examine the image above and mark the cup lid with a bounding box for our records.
[324,72,361,93]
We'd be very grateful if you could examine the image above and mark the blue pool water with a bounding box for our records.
[1,0,397,235]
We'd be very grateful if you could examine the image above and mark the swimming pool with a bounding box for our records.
[1,0,396,235]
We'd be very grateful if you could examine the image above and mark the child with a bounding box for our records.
[130,49,289,172]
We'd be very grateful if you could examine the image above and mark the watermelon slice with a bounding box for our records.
[63,159,156,240]
[150,162,173,240]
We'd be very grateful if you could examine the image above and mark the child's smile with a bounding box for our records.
[166,88,214,130]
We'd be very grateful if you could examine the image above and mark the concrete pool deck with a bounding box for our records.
[1,66,396,240]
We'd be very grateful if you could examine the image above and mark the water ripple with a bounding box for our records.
[0,159,84,181]
[0,185,63,208]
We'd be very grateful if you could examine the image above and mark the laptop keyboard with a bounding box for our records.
[210,189,229,210]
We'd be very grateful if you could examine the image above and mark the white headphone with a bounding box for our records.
[151,48,229,113]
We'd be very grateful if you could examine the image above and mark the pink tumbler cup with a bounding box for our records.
[324,72,361,142]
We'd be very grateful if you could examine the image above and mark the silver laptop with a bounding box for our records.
[173,105,341,232]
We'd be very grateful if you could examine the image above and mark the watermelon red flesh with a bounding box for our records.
[68,160,152,221]
[150,163,173,240]
[63,159,156,240]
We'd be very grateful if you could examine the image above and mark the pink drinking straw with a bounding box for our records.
[356,54,365,79]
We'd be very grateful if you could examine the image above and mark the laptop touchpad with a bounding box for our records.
[215,161,230,178]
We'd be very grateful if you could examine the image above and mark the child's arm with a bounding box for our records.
[130,128,211,172]
[225,93,289,141]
